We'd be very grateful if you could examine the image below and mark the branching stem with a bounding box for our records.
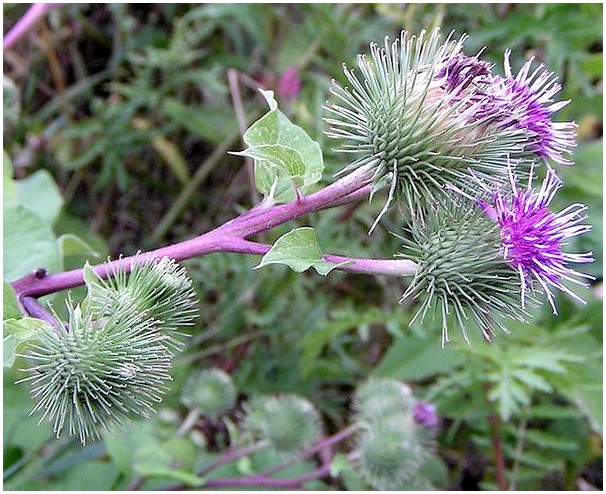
[12,167,418,313]
[3,4,62,52]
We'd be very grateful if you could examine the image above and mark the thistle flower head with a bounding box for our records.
[181,368,236,420]
[243,395,321,453]
[475,167,593,313]
[488,51,577,164]
[18,302,173,445]
[400,200,528,346]
[85,257,198,349]
[326,28,528,223]
[353,378,414,422]
[357,413,435,490]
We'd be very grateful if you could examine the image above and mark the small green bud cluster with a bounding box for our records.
[243,394,322,453]
[18,258,198,444]
[181,368,237,421]
[353,378,436,490]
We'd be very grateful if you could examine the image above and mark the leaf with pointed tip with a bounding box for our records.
[256,227,345,275]
[235,91,323,202]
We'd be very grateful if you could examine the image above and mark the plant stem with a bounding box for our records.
[176,407,202,438]
[201,462,332,489]
[165,441,268,491]
[165,422,358,491]
[258,423,359,477]
[196,441,268,478]
[3,4,62,52]
[227,68,259,204]
[19,297,57,327]
[12,166,416,305]
[485,385,507,490]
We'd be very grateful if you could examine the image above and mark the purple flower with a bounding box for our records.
[277,67,301,101]
[478,168,593,312]
[438,52,493,92]
[413,401,439,428]
[489,51,577,164]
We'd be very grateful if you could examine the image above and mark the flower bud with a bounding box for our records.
[400,200,528,346]
[353,377,414,422]
[181,368,236,420]
[18,302,173,445]
[325,28,528,221]
[413,401,439,428]
[358,414,433,490]
[243,395,321,453]
[85,257,198,349]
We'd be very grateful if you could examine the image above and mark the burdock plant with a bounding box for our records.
[8,27,593,446]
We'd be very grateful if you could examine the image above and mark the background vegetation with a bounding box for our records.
[3,3,603,490]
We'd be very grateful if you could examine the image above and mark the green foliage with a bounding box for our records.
[4,152,62,282]
[256,226,344,275]
[234,90,324,202]
[3,3,602,491]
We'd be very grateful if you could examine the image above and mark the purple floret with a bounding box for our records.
[413,401,439,428]
[488,51,577,164]
[480,168,594,312]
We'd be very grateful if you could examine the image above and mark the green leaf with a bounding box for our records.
[510,368,552,393]
[4,334,17,368]
[55,213,109,270]
[256,227,344,275]
[61,460,120,491]
[133,440,203,487]
[524,429,579,451]
[3,204,62,282]
[16,169,64,225]
[236,90,323,202]
[104,432,134,475]
[4,282,20,320]
[374,331,465,381]
[488,368,531,421]
[329,453,351,477]
[58,234,101,259]
[3,368,54,449]
[3,317,51,368]
[4,317,49,341]
[151,135,190,184]
[566,383,603,435]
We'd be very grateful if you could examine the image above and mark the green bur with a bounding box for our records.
[400,200,528,345]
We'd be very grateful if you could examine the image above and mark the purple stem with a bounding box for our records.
[19,297,57,327]
[165,423,358,491]
[202,462,332,489]
[11,167,417,307]
[258,424,358,477]
[3,3,62,52]
[196,441,268,477]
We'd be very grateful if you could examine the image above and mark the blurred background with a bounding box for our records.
[3,3,603,490]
